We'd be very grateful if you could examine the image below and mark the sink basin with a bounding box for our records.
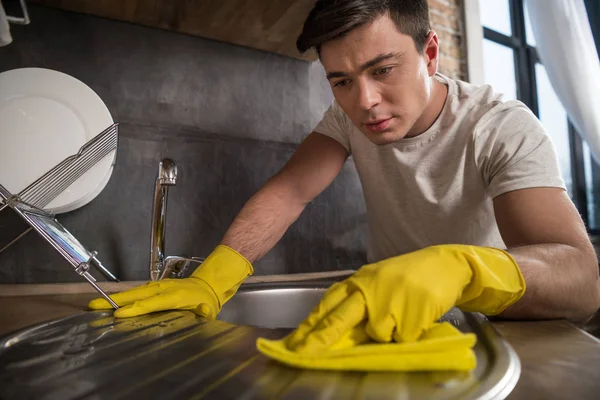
[218,283,330,328]
[0,281,521,400]
[218,282,464,329]
[218,282,521,400]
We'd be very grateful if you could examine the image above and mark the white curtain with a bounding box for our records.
[525,0,600,164]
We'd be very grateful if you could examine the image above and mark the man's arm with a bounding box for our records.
[88,132,347,317]
[493,187,600,322]
[221,132,349,263]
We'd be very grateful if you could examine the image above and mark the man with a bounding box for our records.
[90,0,600,346]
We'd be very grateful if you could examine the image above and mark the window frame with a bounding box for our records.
[464,0,593,230]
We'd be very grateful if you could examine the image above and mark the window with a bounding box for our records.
[482,39,517,100]
[479,0,512,36]
[534,63,572,197]
[478,0,599,230]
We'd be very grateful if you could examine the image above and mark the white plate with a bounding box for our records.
[0,67,116,214]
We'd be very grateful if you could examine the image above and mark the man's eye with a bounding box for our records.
[374,67,393,76]
[334,79,350,88]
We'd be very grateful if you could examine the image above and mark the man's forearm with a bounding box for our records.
[220,175,306,263]
[501,243,600,321]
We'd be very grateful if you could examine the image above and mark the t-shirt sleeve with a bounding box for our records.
[313,100,352,154]
[474,103,566,199]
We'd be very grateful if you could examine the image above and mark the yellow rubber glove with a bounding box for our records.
[88,245,253,318]
[285,244,525,354]
[257,322,477,371]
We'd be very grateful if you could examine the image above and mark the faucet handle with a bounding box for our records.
[158,158,177,185]
[159,256,205,280]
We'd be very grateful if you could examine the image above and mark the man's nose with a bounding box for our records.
[356,81,381,111]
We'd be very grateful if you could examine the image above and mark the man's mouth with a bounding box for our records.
[364,117,393,132]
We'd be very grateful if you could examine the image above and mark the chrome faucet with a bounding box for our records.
[149,158,204,281]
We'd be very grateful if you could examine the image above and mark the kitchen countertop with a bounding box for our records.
[1,272,600,399]
[0,270,356,335]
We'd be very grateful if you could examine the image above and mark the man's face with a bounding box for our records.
[320,14,438,145]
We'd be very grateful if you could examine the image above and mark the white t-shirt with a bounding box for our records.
[314,73,566,263]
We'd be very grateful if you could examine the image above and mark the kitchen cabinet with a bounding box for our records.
[30,0,319,61]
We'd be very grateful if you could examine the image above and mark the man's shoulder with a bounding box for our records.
[438,74,535,135]
[440,74,509,112]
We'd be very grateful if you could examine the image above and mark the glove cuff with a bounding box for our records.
[457,246,526,315]
[191,245,253,307]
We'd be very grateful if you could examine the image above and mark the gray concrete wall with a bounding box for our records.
[0,5,367,283]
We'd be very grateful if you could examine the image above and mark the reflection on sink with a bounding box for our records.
[217,281,463,330]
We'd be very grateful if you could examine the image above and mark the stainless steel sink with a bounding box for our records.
[218,282,465,329]
[0,281,521,400]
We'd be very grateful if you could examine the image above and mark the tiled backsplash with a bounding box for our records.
[0,5,368,283]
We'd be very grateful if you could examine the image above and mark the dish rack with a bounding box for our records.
[0,123,120,308]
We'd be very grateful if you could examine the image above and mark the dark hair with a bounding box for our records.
[297,0,431,55]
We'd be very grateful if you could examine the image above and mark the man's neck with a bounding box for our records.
[405,78,449,138]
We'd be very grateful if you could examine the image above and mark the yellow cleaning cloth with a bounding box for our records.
[257,322,477,372]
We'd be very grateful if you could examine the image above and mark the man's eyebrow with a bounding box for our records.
[325,52,404,80]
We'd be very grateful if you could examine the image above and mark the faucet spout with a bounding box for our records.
[150,158,177,281]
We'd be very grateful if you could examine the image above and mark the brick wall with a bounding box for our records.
[429,0,468,81]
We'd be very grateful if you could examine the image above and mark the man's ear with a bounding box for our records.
[423,31,440,76]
